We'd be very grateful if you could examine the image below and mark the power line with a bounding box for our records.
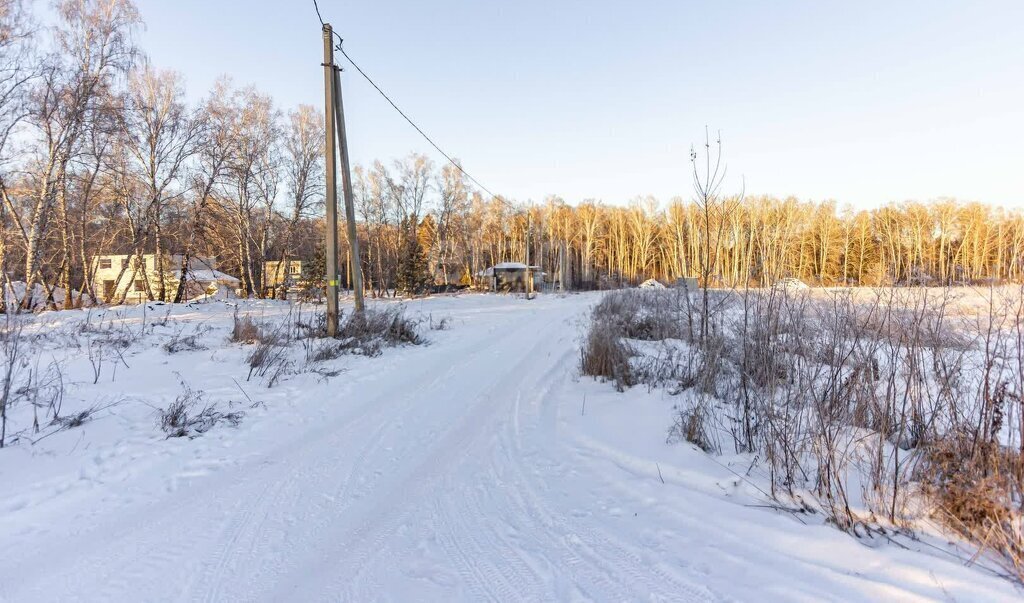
[313,0,325,26]
[334,45,500,199]
[312,1,500,200]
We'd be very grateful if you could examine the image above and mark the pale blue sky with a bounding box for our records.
[128,0,1022,207]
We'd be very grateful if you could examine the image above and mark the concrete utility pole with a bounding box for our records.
[526,211,534,296]
[332,65,365,314]
[322,23,340,336]
[559,240,567,292]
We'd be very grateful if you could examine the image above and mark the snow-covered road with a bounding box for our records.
[0,294,1019,601]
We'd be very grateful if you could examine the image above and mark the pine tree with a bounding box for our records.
[397,218,431,296]
[308,244,327,290]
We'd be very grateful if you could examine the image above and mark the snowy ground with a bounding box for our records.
[0,293,1020,602]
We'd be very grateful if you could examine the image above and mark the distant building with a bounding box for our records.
[92,254,239,303]
[264,260,313,289]
[263,259,317,299]
[478,262,545,292]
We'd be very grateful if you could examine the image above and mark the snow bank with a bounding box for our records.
[0,292,1018,601]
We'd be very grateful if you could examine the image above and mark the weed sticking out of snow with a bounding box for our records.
[163,330,207,354]
[427,313,452,331]
[159,379,243,438]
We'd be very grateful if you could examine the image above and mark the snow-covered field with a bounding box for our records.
[0,292,1019,601]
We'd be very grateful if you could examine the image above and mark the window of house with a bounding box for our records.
[98,259,112,270]
[291,264,301,275]
[134,280,145,292]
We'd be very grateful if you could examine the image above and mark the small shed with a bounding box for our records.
[479,262,544,292]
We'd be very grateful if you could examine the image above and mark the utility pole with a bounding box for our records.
[526,210,533,297]
[561,237,569,290]
[332,65,365,314]
[322,23,340,336]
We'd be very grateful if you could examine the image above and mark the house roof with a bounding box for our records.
[181,269,240,284]
[478,263,543,277]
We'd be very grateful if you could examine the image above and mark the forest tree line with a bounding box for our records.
[2,0,1023,311]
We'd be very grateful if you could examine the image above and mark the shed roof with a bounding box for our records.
[478,263,542,277]
[180,269,240,284]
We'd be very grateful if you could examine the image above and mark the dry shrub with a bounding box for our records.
[590,289,686,341]
[668,403,714,452]
[229,312,293,386]
[923,433,1024,580]
[164,333,205,354]
[231,308,261,343]
[428,314,451,331]
[631,341,699,392]
[96,329,136,350]
[307,340,344,362]
[52,409,93,429]
[580,327,634,391]
[333,308,422,357]
[247,340,291,386]
[160,381,243,438]
[294,312,327,339]
[697,329,730,396]
[581,289,699,392]
[588,283,1024,579]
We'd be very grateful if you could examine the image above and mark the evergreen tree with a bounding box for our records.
[396,218,431,296]
[308,244,327,291]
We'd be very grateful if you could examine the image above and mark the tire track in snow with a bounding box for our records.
[343,308,675,602]
[346,319,640,602]
[429,472,548,603]
[499,340,717,602]
[495,349,642,601]
[3,303,530,602]
[186,307,532,601]
[7,296,712,602]
[276,307,578,601]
